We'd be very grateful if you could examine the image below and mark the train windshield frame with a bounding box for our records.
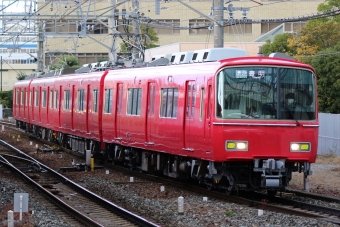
[216,66,316,120]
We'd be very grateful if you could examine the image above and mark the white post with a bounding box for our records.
[130,177,134,182]
[7,210,13,227]
[304,173,310,192]
[29,141,32,146]
[178,196,184,213]
[19,195,23,221]
[106,170,109,174]
[160,186,165,192]
[2,125,4,131]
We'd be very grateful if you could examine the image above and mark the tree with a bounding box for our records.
[50,55,79,69]
[119,26,159,60]
[261,33,294,56]
[288,21,340,62]
[310,44,340,113]
[0,90,13,108]
[16,71,27,80]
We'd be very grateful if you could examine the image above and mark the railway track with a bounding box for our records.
[0,139,160,227]
[1,120,340,225]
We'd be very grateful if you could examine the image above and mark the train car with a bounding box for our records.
[13,79,33,129]
[13,50,318,194]
[53,71,106,153]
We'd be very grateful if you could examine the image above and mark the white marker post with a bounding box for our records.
[19,195,23,221]
[178,196,184,214]
[8,210,13,227]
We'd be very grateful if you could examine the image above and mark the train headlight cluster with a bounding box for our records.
[225,141,248,151]
[290,142,311,152]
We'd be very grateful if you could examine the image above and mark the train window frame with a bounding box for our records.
[64,90,70,110]
[78,89,85,112]
[55,90,59,109]
[25,90,28,106]
[200,87,204,121]
[15,90,19,105]
[104,88,112,114]
[127,88,142,116]
[160,88,178,118]
[20,90,24,105]
[35,90,39,107]
[93,89,99,113]
[42,90,47,108]
[50,90,54,109]
[29,90,32,106]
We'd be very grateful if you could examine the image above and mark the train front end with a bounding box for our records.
[209,57,318,193]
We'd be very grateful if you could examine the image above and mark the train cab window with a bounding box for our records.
[78,89,85,111]
[20,91,24,105]
[50,90,54,109]
[127,88,142,116]
[104,89,112,113]
[34,90,39,107]
[42,90,46,108]
[160,88,178,118]
[55,90,59,109]
[216,67,316,120]
[64,90,70,110]
[93,89,99,113]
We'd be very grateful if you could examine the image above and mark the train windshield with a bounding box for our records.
[216,66,316,120]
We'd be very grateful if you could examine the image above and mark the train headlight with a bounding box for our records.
[290,142,311,152]
[226,141,248,151]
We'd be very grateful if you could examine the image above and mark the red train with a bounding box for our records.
[13,48,318,194]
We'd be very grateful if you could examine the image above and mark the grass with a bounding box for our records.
[316,153,340,164]
[225,210,235,217]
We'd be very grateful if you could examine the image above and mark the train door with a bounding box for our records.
[183,81,196,151]
[114,83,123,141]
[86,85,90,133]
[205,79,212,146]
[145,82,155,145]
[47,87,50,124]
[39,87,42,122]
[71,85,75,130]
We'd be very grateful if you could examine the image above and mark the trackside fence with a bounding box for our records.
[318,113,340,156]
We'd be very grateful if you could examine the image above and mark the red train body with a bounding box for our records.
[13,52,318,194]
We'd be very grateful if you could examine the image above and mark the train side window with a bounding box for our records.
[35,90,39,107]
[30,90,32,106]
[64,90,70,110]
[26,91,28,106]
[93,89,99,113]
[78,89,85,111]
[104,89,112,113]
[160,88,178,118]
[200,88,204,121]
[127,88,142,116]
[20,91,24,105]
[50,90,54,109]
[55,90,58,109]
[16,90,19,105]
[42,90,46,108]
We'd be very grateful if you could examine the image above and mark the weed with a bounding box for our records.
[225,210,235,217]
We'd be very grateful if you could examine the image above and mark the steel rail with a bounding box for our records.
[0,139,161,227]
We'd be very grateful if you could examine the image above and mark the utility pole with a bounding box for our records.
[37,21,45,76]
[213,0,224,48]
[131,0,141,65]
[109,0,117,63]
